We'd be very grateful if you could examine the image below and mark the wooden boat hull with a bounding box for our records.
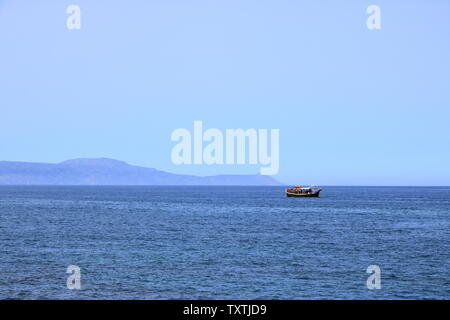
[285,190,321,197]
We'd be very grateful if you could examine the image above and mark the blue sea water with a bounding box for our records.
[0,186,449,300]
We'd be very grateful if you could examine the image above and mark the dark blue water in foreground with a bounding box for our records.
[1,186,449,299]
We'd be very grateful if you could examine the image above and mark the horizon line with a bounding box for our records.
[0,184,448,187]
[1,158,448,187]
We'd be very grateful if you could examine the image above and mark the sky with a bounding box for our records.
[0,0,449,185]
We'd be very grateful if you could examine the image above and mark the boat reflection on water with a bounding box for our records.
[285,186,322,197]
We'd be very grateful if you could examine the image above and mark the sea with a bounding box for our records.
[0,186,449,299]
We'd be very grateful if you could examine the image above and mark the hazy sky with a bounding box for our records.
[1,0,449,185]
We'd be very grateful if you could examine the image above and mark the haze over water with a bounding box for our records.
[1,186,449,299]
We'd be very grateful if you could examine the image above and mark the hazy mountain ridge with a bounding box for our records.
[0,158,281,186]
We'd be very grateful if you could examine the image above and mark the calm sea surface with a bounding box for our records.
[0,186,449,299]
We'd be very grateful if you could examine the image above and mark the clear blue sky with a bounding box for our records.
[1,0,449,185]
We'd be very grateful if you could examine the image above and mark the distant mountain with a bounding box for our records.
[0,158,281,186]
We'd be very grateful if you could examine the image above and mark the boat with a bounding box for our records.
[285,185,322,197]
